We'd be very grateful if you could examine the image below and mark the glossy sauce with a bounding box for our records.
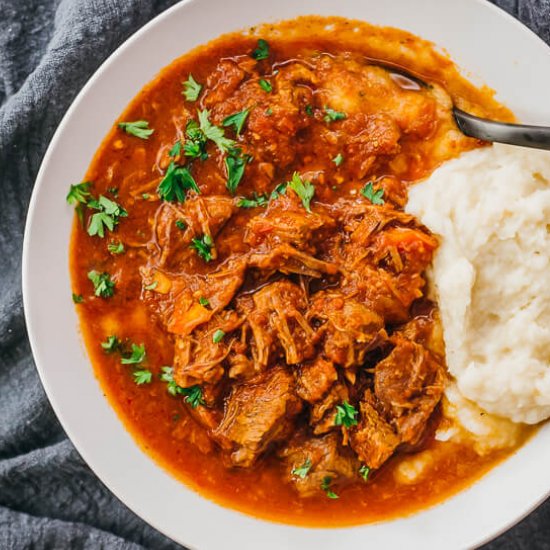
[70,16,525,526]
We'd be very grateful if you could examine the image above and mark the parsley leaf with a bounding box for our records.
[321,476,339,499]
[133,369,153,385]
[222,108,250,136]
[72,293,84,304]
[182,74,202,101]
[292,458,312,479]
[332,153,344,166]
[87,270,115,298]
[169,141,182,158]
[251,38,269,60]
[334,401,359,428]
[359,464,371,481]
[212,329,225,343]
[190,234,213,262]
[198,109,236,153]
[118,120,154,139]
[107,241,124,254]
[259,79,272,93]
[323,107,347,123]
[184,120,209,160]
[360,182,385,205]
[305,104,314,117]
[269,182,287,201]
[175,219,187,230]
[225,151,249,194]
[101,335,120,353]
[66,182,91,206]
[199,296,210,307]
[237,193,268,208]
[287,172,315,213]
[144,281,158,291]
[87,195,128,238]
[120,343,146,365]
[158,162,200,202]
[160,366,204,407]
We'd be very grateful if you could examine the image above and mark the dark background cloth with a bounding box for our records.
[0,0,549,548]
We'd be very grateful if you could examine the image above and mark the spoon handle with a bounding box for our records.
[453,108,550,151]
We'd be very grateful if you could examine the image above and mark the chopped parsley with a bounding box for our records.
[66,181,91,207]
[334,401,359,428]
[197,109,236,153]
[323,107,347,123]
[182,74,202,101]
[251,38,269,60]
[292,458,312,479]
[158,162,200,202]
[87,270,115,298]
[118,120,154,139]
[120,343,146,365]
[237,193,268,208]
[160,366,204,407]
[360,181,385,205]
[222,108,250,136]
[107,241,125,254]
[265,107,273,116]
[142,193,150,200]
[72,293,84,304]
[198,296,210,308]
[175,219,187,230]
[305,104,314,117]
[225,150,250,194]
[107,186,119,197]
[269,182,287,201]
[169,141,182,157]
[321,476,339,499]
[287,172,315,213]
[332,153,344,166]
[132,369,153,385]
[144,281,158,291]
[259,79,272,93]
[87,195,128,238]
[190,234,214,262]
[101,335,120,353]
[184,119,209,160]
[212,329,225,344]
[66,181,92,224]
[359,464,371,482]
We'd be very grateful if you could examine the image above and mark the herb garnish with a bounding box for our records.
[144,281,158,291]
[72,293,84,304]
[66,181,91,224]
[197,109,236,153]
[120,343,146,365]
[321,476,339,499]
[190,234,214,262]
[182,74,202,101]
[118,120,154,139]
[259,79,272,93]
[158,162,200,202]
[175,219,187,230]
[101,335,120,353]
[332,153,344,167]
[292,458,312,479]
[184,119,209,160]
[359,465,371,481]
[198,296,210,308]
[87,195,128,238]
[87,270,115,298]
[225,150,250,194]
[133,370,153,385]
[334,401,359,428]
[107,241,125,254]
[237,193,268,208]
[251,38,269,60]
[323,107,347,123]
[287,172,315,213]
[169,141,182,158]
[305,104,314,117]
[222,109,250,136]
[160,366,204,408]
[269,182,287,201]
[212,329,225,343]
[360,181,385,205]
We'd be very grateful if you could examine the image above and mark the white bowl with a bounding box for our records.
[23,0,550,548]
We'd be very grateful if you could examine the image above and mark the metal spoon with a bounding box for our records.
[387,66,550,151]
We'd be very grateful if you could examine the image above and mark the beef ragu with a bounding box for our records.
[69,16,518,525]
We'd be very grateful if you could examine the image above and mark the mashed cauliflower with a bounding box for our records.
[407,144,550,424]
